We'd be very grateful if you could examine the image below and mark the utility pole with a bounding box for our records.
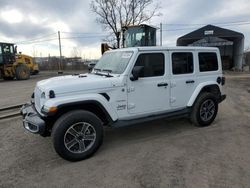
[160,23,163,46]
[58,31,63,74]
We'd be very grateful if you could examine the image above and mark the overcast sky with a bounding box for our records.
[0,0,250,59]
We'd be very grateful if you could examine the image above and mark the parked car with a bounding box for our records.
[21,46,226,161]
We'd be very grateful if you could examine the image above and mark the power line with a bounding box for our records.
[13,20,250,45]
[162,27,201,32]
[16,33,57,44]
[162,20,250,26]
[61,31,104,35]
[61,35,108,40]
[17,38,58,45]
[216,22,250,27]
[17,35,109,45]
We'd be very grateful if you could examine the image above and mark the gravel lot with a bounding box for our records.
[0,72,250,187]
[0,71,85,108]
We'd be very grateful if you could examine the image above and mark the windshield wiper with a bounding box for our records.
[93,68,101,72]
[92,68,103,76]
[102,69,112,73]
[102,69,113,77]
[94,72,113,77]
[92,69,113,77]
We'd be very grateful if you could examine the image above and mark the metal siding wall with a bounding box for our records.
[233,38,244,70]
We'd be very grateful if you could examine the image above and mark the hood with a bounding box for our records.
[37,73,115,95]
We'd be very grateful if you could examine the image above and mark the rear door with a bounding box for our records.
[170,51,197,108]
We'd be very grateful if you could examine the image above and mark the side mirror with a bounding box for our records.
[130,66,144,81]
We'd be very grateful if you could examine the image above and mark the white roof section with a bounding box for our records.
[109,46,219,52]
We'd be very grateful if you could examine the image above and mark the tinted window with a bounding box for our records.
[199,53,218,72]
[172,52,193,74]
[134,53,164,77]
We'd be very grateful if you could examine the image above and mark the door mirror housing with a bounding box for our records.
[130,66,144,81]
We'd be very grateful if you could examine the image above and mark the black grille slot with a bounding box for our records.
[99,93,110,101]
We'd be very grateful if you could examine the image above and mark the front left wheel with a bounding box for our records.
[52,110,103,161]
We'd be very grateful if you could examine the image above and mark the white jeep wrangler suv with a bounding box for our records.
[21,46,226,161]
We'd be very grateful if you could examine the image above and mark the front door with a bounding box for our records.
[127,52,170,115]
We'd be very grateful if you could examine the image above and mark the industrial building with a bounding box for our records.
[177,25,244,70]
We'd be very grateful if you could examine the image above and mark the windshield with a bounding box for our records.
[94,51,133,74]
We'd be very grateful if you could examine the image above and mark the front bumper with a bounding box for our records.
[21,103,45,135]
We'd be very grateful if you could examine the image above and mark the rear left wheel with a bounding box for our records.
[191,92,218,127]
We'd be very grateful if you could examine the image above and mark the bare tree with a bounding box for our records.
[71,47,81,58]
[32,45,38,57]
[90,0,161,47]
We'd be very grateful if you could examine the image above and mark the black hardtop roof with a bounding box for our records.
[0,42,15,45]
[177,25,244,45]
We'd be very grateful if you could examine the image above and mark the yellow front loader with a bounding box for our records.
[0,42,39,80]
[16,53,39,75]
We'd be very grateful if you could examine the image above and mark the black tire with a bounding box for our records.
[32,70,39,75]
[191,92,218,127]
[52,110,103,161]
[15,65,30,80]
[3,76,14,80]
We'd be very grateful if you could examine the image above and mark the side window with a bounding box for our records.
[3,45,10,53]
[172,52,193,74]
[134,53,164,77]
[199,53,218,72]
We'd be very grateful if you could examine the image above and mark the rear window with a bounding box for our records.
[199,53,218,72]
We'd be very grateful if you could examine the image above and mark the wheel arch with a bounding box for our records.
[187,82,221,107]
[49,100,115,126]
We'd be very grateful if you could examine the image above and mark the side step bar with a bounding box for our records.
[111,108,191,128]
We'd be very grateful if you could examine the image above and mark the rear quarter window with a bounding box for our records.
[199,52,218,72]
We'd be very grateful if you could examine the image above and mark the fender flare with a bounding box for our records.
[43,94,118,122]
[187,81,220,107]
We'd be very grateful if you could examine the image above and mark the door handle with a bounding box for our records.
[186,80,195,84]
[157,82,168,87]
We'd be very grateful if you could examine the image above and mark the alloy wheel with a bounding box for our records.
[200,99,216,122]
[64,122,96,154]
